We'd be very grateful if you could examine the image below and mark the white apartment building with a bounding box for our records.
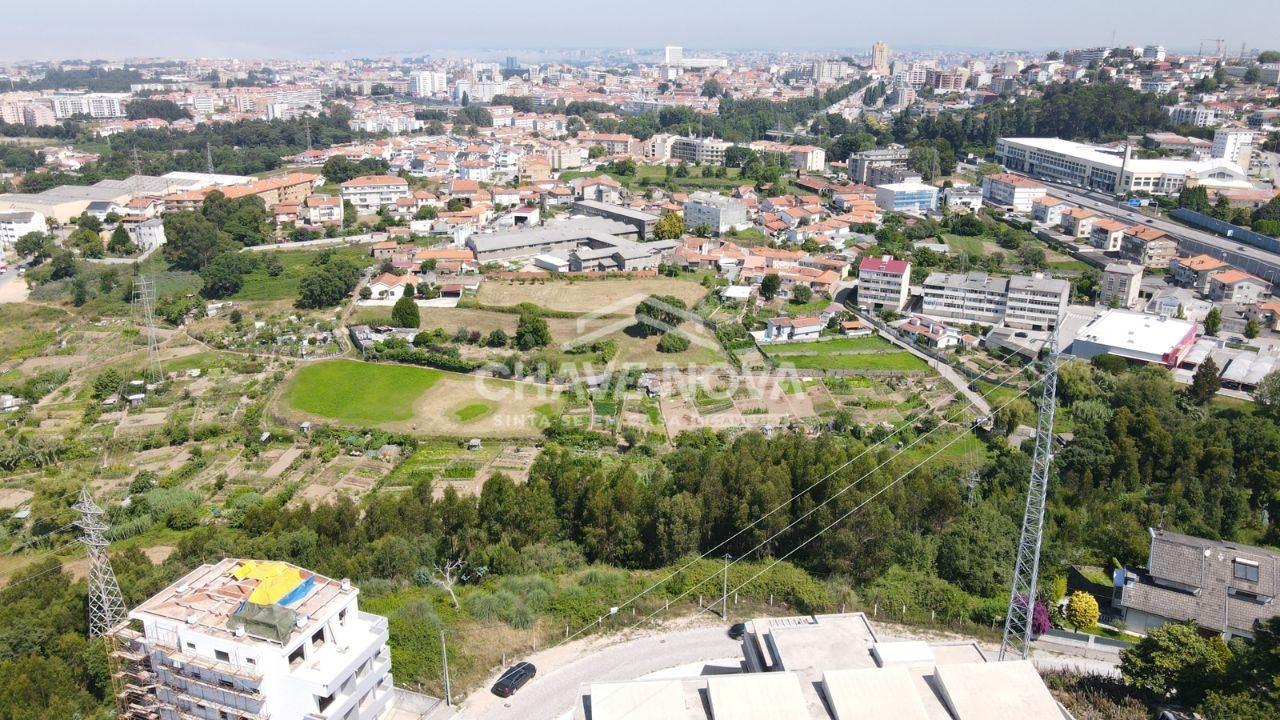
[50,92,128,119]
[670,136,732,165]
[981,173,1047,213]
[642,133,676,162]
[1211,127,1256,169]
[920,270,1069,329]
[683,191,750,235]
[411,71,448,97]
[857,255,911,312]
[339,175,410,213]
[1100,263,1143,309]
[1031,196,1067,226]
[1005,273,1070,330]
[921,271,1008,324]
[117,558,394,720]
[996,137,1252,195]
[128,218,167,251]
[1165,104,1224,128]
[0,210,46,250]
[1090,219,1130,252]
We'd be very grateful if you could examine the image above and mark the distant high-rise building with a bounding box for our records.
[504,55,519,70]
[871,41,890,75]
[664,46,684,65]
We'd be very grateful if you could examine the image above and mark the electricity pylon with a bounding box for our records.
[133,276,163,383]
[74,487,126,637]
[999,338,1059,661]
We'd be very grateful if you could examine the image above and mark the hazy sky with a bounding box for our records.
[5,0,1277,61]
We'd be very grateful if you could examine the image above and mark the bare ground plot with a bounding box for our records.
[263,448,304,479]
[476,278,709,314]
[293,454,390,506]
[548,316,727,368]
[658,373,829,437]
[0,488,33,510]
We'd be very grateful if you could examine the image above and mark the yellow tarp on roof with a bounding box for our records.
[231,561,304,605]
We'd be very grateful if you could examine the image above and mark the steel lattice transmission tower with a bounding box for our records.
[74,487,127,637]
[133,276,163,383]
[999,339,1060,661]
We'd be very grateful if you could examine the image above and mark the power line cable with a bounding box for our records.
[605,379,1041,638]
[562,342,1051,645]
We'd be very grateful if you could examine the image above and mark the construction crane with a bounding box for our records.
[1200,38,1226,59]
[999,339,1059,661]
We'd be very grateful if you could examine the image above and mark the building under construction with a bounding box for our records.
[110,558,396,720]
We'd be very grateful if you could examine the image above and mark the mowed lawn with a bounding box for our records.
[781,352,929,372]
[285,359,441,424]
[763,336,894,355]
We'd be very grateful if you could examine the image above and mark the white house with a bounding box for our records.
[764,315,822,342]
[366,272,414,301]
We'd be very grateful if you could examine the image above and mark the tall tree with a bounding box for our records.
[1190,357,1221,405]
[390,295,420,328]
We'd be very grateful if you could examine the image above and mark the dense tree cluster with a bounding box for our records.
[295,250,361,309]
[125,99,192,122]
[321,155,391,185]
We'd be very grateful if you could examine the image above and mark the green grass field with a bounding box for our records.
[451,402,494,423]
[233,246,370,302]
[779,351,928,372]
[285,359,441,424]
[764,336,894,355]
[943,234,988,256]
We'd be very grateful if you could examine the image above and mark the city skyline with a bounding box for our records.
[3,0,1277,61]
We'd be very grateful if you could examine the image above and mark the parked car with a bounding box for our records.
[491,662,536,697]
[727,622,746,640]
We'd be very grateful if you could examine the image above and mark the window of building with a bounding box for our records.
[312,627,326,649]
[214,649,230,663]
[288,645,305,668]
[245,657,256,666]
[1234,559,1260,583]
[317,693,335,712]
[185,642,196,651]
[338,608,347,626]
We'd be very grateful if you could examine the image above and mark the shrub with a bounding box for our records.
[656,332,690,353]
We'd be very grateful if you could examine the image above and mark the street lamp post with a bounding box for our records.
[722,553,732,619]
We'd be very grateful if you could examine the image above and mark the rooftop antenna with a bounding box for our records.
[999,335,1059,661]
[133,276,163,383]
[75,487,126,637]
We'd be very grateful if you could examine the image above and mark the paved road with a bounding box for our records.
[457,621,740,720]
[454,616,1122,720]
[1039,178,1280,285]
[0,263,29,303]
